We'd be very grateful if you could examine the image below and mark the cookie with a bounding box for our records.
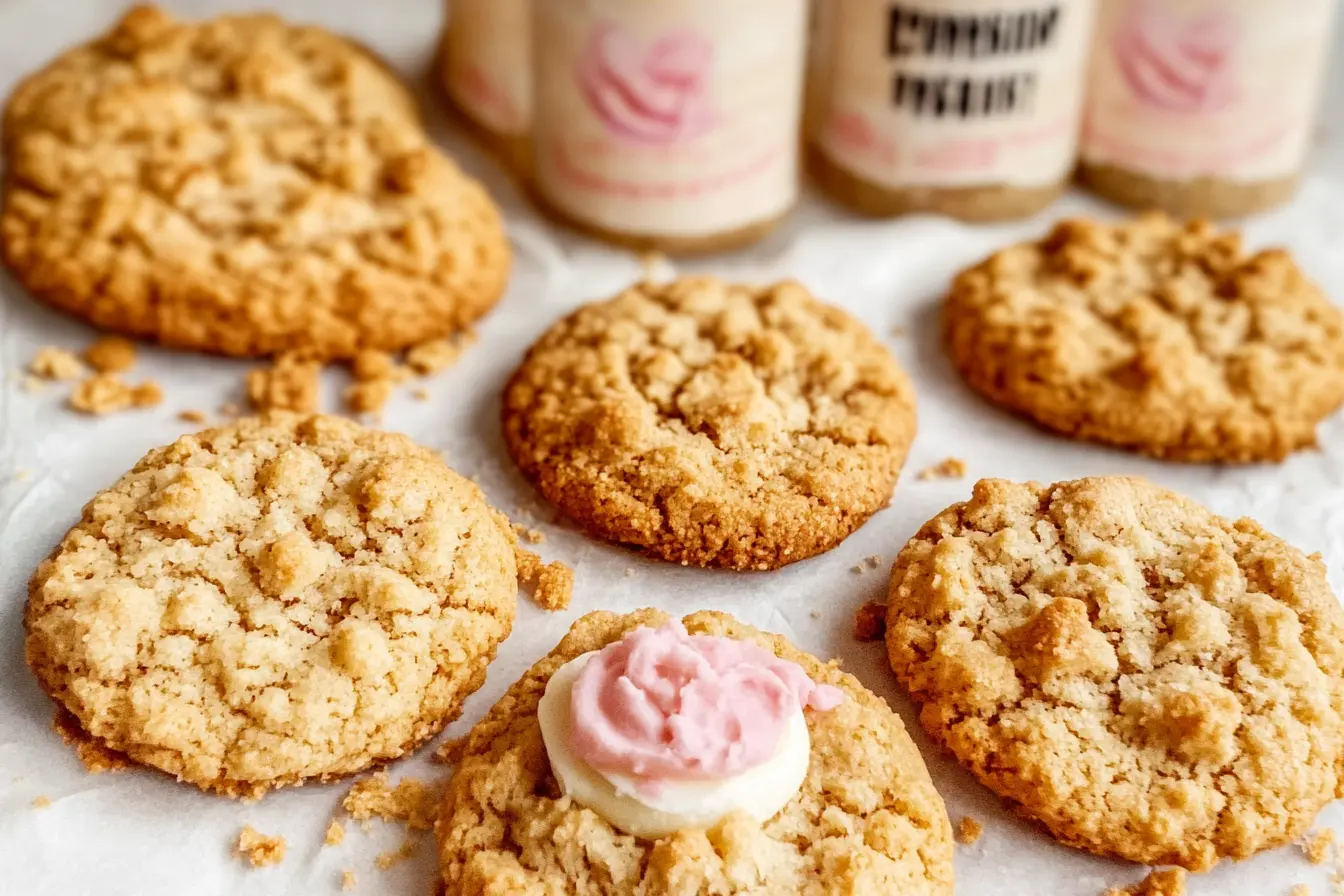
[1,5,510,359]
[502,278,917,570]
[885,476,1344,870]
[944,214,1344,462]
[25,413,517,797]
[436,609,954,895]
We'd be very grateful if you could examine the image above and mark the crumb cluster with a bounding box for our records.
[515,546,574,611]
[853,600,887,642]
[956,816,983,845]
[1102,869,1186,896]
[235,826,286,868]
[342,771,439,832]
[26,339,162,416]
[917,458,968,481]
[248,331,477,417]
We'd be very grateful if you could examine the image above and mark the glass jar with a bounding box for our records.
[808,0,1099,221]
[439,0,532,174]
[1078,0,1338,217]
[529,0,808,254]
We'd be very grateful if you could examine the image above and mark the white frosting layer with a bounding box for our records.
[536,651,812,839]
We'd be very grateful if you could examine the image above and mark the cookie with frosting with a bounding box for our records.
[436,609,954,895]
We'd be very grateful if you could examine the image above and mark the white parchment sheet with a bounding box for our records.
[2,2,1343,894]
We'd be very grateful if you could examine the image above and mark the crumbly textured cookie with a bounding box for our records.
[437,609,954,895]
[886,476,1344,870]
[25,413,517,797]
[944,214,1344,462]
[502,279,917,570]
[1,5,509,359]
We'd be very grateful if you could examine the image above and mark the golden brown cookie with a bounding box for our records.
[436,609,954,895]
[944,214,1344,462]
[502,278,917,570]
[1,5,509,359]
[885,476,1344,871]
[25,413,517,797]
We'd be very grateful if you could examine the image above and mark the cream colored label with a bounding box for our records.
[1082,0,1336,182]
[445,0,531,136]
[532,0,807,238]
[816,0,1097,190]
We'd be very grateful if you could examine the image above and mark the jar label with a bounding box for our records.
[533,0,807,238]
[1082,0,1336,183]
[445,0,532,136]
[814,0,1097,190]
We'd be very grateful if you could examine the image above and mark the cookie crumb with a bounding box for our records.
[1304,829,1336,865]
[865,555,881,569]
[351,350,395,383]
[854,600,888,642]
[179,409,208,424]
[342,772,438,831]
[344,379,395,415]
[850,564,864,574]
[809,610,821,619]
[638,249,672,281]
[341,870,357,891]
[83,336,137,373]
[1103,869,1186,896]
[53,709,129,774]
[31,795,51,809]
[890,325,907,337]
[219,402,241,416]
[623,568,635,578]
[515,546,574,611]
[1289,885,1310,896]
[375,839,417,871]
[236,826,286,868]
[68,373,161,415]
[511,523,546,545]
[29,347,87,381]
[406,331,475,375]
[21,374,47,393]
[535,562,574,611]
[412,388,429,401]
[324,820,345,846]
[917,458,968,481]
[247,352,321,413]
[956,816,983,845]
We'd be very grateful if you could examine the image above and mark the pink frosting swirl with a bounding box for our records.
[569,622,844,785]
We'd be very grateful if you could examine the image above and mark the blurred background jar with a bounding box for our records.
[808,0,1099,221]
[529,0,808,255]
[1078,0,1339,218]
[439,0,532,174]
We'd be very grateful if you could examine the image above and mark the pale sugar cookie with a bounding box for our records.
[436,609,954,895]
[502,278,917,570]
[2,5,509,359]
[944,214,1344,462]
[25,414,517,797]
[886,476,1344,870]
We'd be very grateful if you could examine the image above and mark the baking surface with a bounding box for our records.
[2,1,1343,894]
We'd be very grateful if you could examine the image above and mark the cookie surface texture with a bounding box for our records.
[1,5,509,359]
[25,413,518,797]
[502,278,917,570]
[436,609,954,895]
[885,476,1344,870]
[944,214,1344,462]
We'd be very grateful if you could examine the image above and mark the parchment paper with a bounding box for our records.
[2,2,1343,894]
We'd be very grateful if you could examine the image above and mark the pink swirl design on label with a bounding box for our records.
[1113,0,1240,113]
[576,23,717,145]
[570,622,843,788]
